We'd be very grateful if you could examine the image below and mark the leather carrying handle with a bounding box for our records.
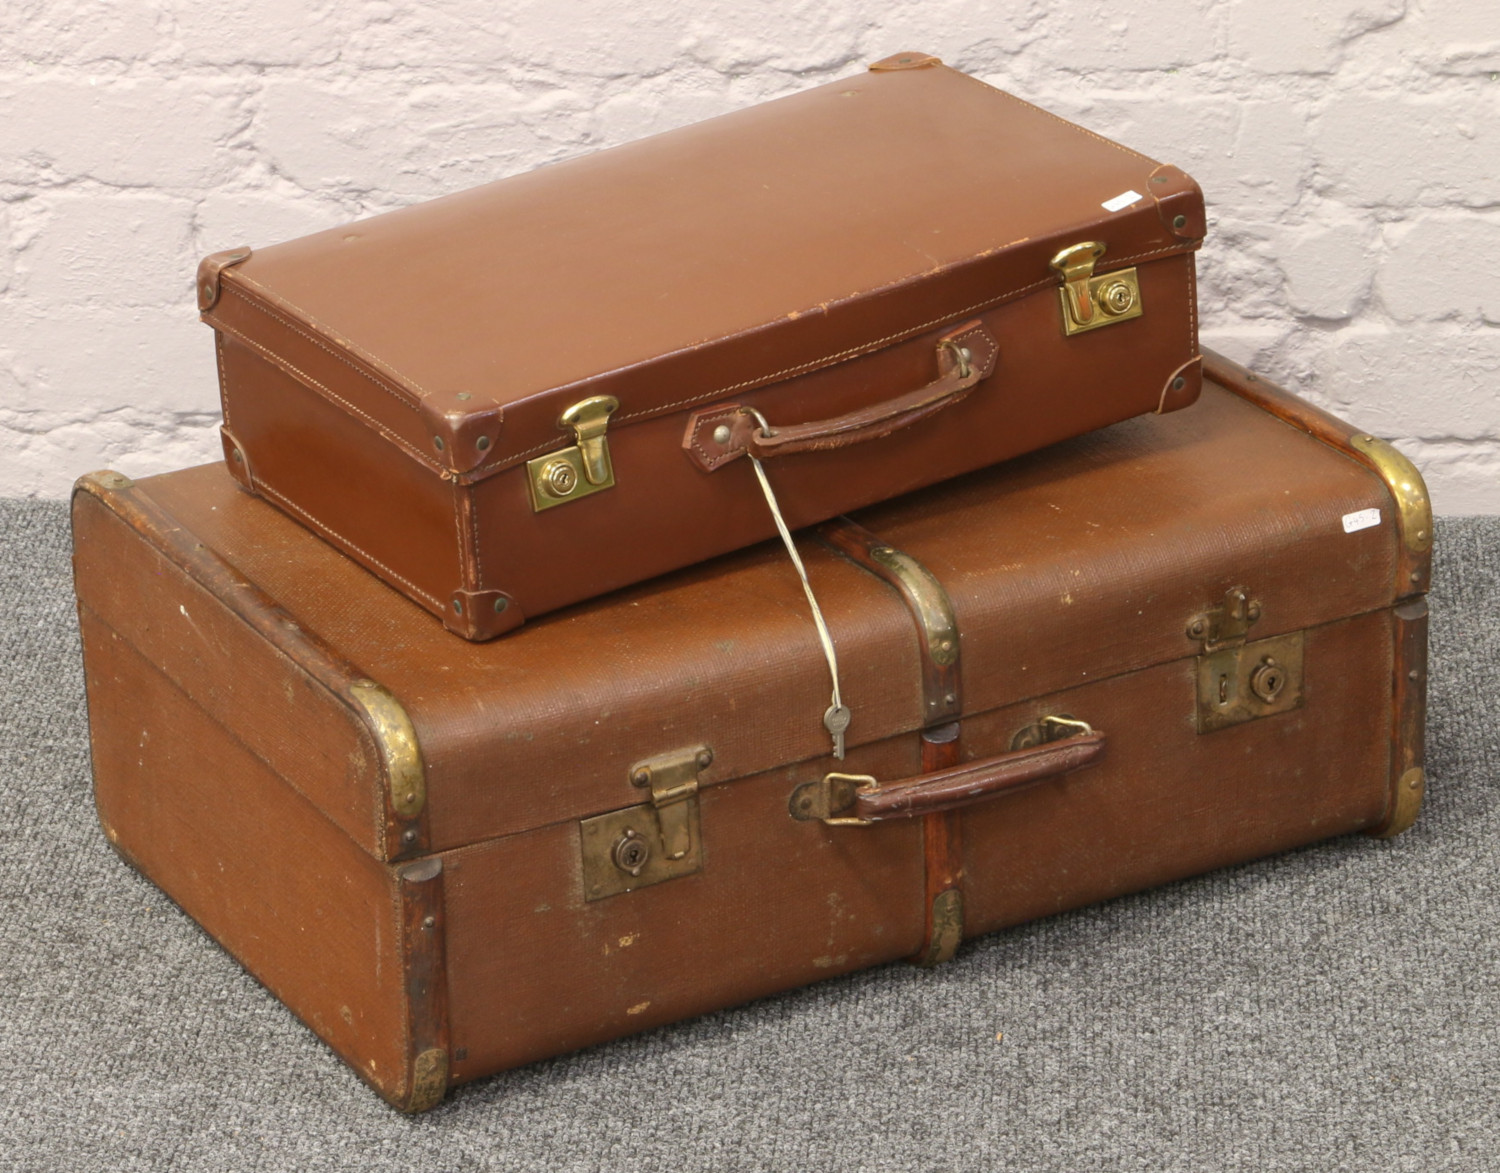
[683,320,1000,472]
[791,729,1105,824]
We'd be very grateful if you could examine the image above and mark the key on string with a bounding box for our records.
[824,703,851,760]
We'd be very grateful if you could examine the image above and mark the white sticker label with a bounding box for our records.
[1101,190,1143,212]
[1342,507,1381,534]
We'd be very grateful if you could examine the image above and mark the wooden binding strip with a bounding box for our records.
[817,517,967,966]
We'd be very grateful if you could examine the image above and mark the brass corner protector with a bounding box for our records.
[349,680,426,820]
[1370,766,1425,840]
[76,469,136,496]
[911,888,964,968]
[1348,433,1433,558]
[403,1048,449,1114]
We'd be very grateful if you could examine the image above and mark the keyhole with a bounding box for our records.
[1218,674,1229,705]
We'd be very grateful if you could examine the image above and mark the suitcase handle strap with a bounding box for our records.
[682,320,1000,471]
[790,720,1105,825]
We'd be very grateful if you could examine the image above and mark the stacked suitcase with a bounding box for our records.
[72,54,1431,1111]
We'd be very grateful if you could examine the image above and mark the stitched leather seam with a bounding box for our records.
[212,320,442,473]
[254,480,446,610]
[215,333,233,430]
[230,272,432,401]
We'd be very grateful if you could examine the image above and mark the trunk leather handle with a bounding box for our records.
[684,320,1000,471]
[789,724,1105,825]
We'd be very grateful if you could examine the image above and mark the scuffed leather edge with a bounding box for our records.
[447,588,524,641]
[868,51,942,70]
[196,246,252,312]
[219,426,257,493]
[1156,355,1203,414]
[417,390,505,476]
[1148,164,1206,242]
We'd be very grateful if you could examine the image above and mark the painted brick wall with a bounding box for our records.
[2,0,1497,510]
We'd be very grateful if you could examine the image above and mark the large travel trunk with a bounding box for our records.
[71,356,1429,1111]
[196,51,1207,640]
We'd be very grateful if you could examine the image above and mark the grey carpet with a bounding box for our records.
[2,500,1496,1173]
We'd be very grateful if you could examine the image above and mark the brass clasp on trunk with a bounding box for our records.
[1187,587,1305,733]
[579,745,710,900]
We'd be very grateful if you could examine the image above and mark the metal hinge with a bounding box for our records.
[579,745,710,900]
[526,395,619,511]
[1188,587,1305,733]
[1049,241,1143,336]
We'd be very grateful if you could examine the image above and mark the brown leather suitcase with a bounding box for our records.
[197,51,1207,640]
[71,355,1428,1112]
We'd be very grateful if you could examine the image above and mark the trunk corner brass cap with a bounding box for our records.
[403,1048,448,1113]
[1371,766,1425,840]
[1349,433,1432,557]
[349,680,426,820]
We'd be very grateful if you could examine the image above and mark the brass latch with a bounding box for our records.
[1049,242,1143,336]
[579,745,710,900]
[526,395,619,512]
[1188,587,1305,733]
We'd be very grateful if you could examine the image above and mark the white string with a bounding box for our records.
[746,448,845,737]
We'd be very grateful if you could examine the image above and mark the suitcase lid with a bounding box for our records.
[72,362,1427,865]
[197,54,1205,483]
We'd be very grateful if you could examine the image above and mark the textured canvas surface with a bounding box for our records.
[1,501,1496,1172]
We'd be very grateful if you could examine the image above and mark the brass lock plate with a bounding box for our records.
[1057,267,1143,336]
[526,445,614,511]
[580,744,709,900]
[1195,630,1305,733]
[580,800,702,901]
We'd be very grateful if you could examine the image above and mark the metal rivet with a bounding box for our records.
[1410,571,1421,583]
[456,392,471,401]
[402,829,418,844]
[1150,175,1168,184]
[1172,214,1188,229]
[476,435,490,451]
[433,436,446,452]
[1408,669,1420,680]
[1246,373,1260,381]
[452,599,463,615]
[712,424,732,445]
[632,767,651,787]
[422,915,435,929]
[403,792,415,804]
[697,749,714,769]
[231,448,243,463]
[494,597,508,613]
[1172,376,1186,391]
[1416,529,1427,540]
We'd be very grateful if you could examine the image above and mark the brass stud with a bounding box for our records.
[433,436,446,452]
[712,424,732,445]
[1172,376,1186,391]
[1173,214,1188,229]
[476,435,490,451]
[494,597,508,613]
